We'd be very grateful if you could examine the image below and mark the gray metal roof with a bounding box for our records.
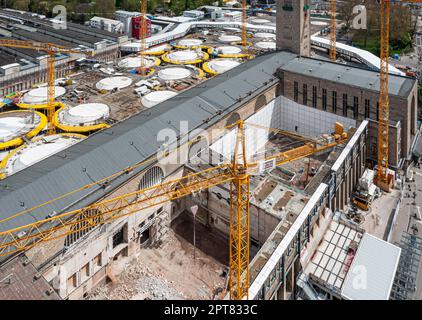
[0,38,45,59]
[0,255,60,300]
[0,51,297,252]
[34,24,108,46]
[281,57,416,98]
[341,233,401,300]
[13,29,79,48]
[0,9,122,41]
[0,50,18,66]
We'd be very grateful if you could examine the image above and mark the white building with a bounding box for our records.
[223,11,242,22]
[115,10,140,35]
[183,10,205,20]
[89,16,123,34]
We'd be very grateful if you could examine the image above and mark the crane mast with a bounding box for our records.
[329,0,337,61]
[242,0,247,48]
[377,0,391,189]
[376,0,421,191]
[229,120,250,299]
[138,0,148,75]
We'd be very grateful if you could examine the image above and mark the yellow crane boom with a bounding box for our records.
[0,39,91,135]
[0,120,349,299]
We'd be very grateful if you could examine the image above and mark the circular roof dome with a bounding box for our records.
[145,44,169,52]
[96,77,132,91]
[63,103,110,124]
[177,39,204,47]
[141,90,178,108]
[219,35,242,43]
[217,46,242,55]
[2,134,84,177]
[256,41,276,50]
[23,86,66,104]
[158,67,191,80]
[254,32,276,39]
[0,111,47,150]
[205,59,240,74]
[0,117,27,141]
[19,142,69,167]
[118,56,157,68]
[167,50,200,62]
[251,18,270,24]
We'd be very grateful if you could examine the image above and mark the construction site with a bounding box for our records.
[0,0,421,302]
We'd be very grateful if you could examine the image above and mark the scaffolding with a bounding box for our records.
[390,232,422,300]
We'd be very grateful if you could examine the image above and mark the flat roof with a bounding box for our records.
[0,50,18,66]
[34,24,108,45]
[341,233,401,300]
[0,38,45,58]
[0,9,121,39]
[0,256,60,300]
[13,29,79,48]
[281,57,416,98]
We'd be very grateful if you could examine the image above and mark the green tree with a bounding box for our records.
[94,0,116,18]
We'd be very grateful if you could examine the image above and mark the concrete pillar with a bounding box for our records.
[58,265,68,298]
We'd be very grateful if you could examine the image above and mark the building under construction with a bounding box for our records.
[0,0,420,300]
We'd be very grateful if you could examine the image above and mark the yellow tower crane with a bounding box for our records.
[0,39,91,135]
[242,0,247,48]
[0,120,349,300]
[329,0,337,61]
[138,0,149,75]
[376,0,421,191]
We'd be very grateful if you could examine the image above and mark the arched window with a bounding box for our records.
[226,112,241,126]
[139,166,164,190]
[65,209,103,247]
[255,94,268,112]
[188,137,209,163]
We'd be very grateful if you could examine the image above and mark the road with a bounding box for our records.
[390,164,422,300]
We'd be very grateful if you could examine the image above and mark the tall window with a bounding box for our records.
[353,96,359,119]
[376,101,380,120]
[303,84,308,106]
[365,99,370,118]
[312,86,317,108]
[112,227,125,248]
[342,94,348,116]
[294,81,298,102]
[332,91,337,113]
[322,89,327,110]
[65,209,103,247]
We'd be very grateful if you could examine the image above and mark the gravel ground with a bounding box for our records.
[87,224,226,300]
